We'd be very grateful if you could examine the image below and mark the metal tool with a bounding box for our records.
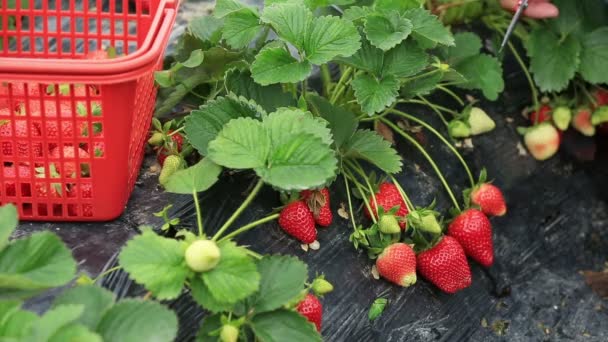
[500,0,529,52]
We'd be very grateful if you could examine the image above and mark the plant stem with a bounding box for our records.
[193,190,204,236]
[388,109,475,187]
[213,179,265,241]
[380,118,461,211]
[320,64,332,97]
[399,99,460,116]
[402,68,440,83]
[255,26,270,50]
[507,41,540,114]
[330,67,353,104]
[245,249,263,260]
[342,173,358,231]
[345,159,379,214]
[301,78,308,99]
[388,175,414,212]
[93,266,122,283]
[343,169,377,224]
[417,96,450,127]
[437,85,465,106]
[218,213,280,243]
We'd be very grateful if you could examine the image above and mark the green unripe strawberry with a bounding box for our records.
[220,325,239,342]
[468,107,495,135]
[448,120,471,138]
[148,132,164,146]
[159,155,184,186]
[408,210,442,234]
[591,106,608,125]
[552,106,572,130]
[185,240,221,272]
[312,277,334,296]
[378,214,401,234]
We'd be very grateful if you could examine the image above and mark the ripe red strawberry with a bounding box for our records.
[594,89,608,107]
[447,209,494,267]
[376,243,417,287]
[301,188,332,227]
[49,146,90,178]
[2,165,32,196]
[572,108,595,136]
[416,236,472,293]
[529,105,552,124]
[470,183,506,217]
[296,294,322,332]
[524,123,560,161]
[156,131,184,166]
[86,50,110,60]
[168,131,184,150]
[278,201,317,244]
[0,120,41,157]
[67,183,92,198]
[364,182,408,229]
[34,182,61,198]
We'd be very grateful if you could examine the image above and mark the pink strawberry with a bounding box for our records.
[594,89,608,107]
[376,243,417,287]
[296,294,322,332]
[301,188,332,227]
[447,209,494,267]
[49,146,90,178]
[0,120,42,157]
[278,201,317,244]
[523,123,560,161]
[470,183,507,217]
[416,236,472,293]
[86,50,110,60]
[529,105,552,124]
[572,108,595,136]
[364,182,408,229]
[34,182,61,198]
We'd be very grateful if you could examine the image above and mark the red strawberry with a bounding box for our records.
[157,149,170,166]
[529,105,552,124]
[524,123,560,161]
[447,209,494,267]
[2,165,32,196]
[168,131,184,151]
[0,120,41,157]
[156,131,184,166]
[470,184,507,217]
[416,235,472,293]
[594,89,608,107]
[49,146,90,178]
[86,50,110,60]
[572,108,595,136]
[296,294,322,332]
[376,243,417,287]
[364,182,408,229]
[34,182,61,198]
[278,201,317,244]
[301,188,333,227]
[68,183,92,198]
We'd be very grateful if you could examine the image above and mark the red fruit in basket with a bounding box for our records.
[2,165,32,197]
[416,236,472,293]
[0,120,41,157]
[529,105,552,124]
[49,146,90,178]
[524,123,560,161]
[447,209,494,267]
[86,50,110,60]
[364,182,408,229]
[296,294,322,332]
[0,83,10,109]
[594,89,608,107]
[470,183,507,217]
[35,182,61,198]
[376,243,417,287]
[68,183,92,199]
[278,201,317,244]
[301,188,333,227]
[572,108,596,137]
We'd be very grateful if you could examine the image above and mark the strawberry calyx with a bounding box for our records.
[311,275,334,296]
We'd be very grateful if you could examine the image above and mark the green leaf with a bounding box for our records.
[195,314,222,342]
[261,3,311,50]
[26,304,84,342]
[52,285,114,330]
[364,11,412,51]
[155,73,208,116]
[96,300,178,342]
[250,256,308,313]
[579,27,608,84]
[351,74,399,114]
[0,232,76,298]
[164,159,223,194]
[454,54,504,100]
[382,40,428,78]
[343,6,371,22]
[189,16,224,44]
[185,95,265,156]
[374,0,424,12]
[336,34,384,76]
[306,94,358,148]
[201,241,260,304]
[550,0,582,36]
[0,307,38,339]
[0,204,18,251]
[225,69,296,112]
[402,8,454,46]
[251,309,321,342]
[190,277,234,314]
[526,29,580,92]
[215,0,248,18]
[49,324,102,342]
[304,15,361,64]
[223,9,263,49]
[207,117,271,169]
[400,70,442,98]
[264,108,333,147]
[342,129,402,173]
[251,47,312,85]
[182,49,205,68]
[444,32,482,65]
[118,231,189,300]
[154,70,174,88]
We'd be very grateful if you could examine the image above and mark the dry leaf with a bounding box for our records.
[583,270,608,298]
[338,203,350,219]
[375,121,395,144]
[516,142,528,156]
[300,244,309,252]
[463,138,474,149]
[309,240,320,250]
[371,265,380,280]
[506,117,514,123]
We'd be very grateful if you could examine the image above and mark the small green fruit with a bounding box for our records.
[552,106,572,130]
[148,132,164,146]
[378,214,401,234]
[448,120,471,138]
[312,278,334,295]
[220,325,239,342]
[185,240,221,272]
[468,107,495,135]
[591,106,608,125]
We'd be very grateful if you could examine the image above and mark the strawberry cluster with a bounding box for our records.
[277,188,333,245]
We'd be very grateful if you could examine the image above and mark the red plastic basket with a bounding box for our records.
[0,0,178,221]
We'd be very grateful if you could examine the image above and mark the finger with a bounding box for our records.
[500,0,559,19]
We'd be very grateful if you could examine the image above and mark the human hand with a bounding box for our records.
[500,0,559,19]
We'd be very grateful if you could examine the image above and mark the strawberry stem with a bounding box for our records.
[388,109,475,187]
[320,64,332,97]
[212,179,265,241]
[506,41,540,114]
[436,85,465,106]
[218,213,280,243]
[330,67,353,104]
[193,190,204,236]
[345,159,380,214]
[388,175,414,212]
[380,118,462,211]
[92,266,122,284]
[342,173,359,231]
[343,168,377,224]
